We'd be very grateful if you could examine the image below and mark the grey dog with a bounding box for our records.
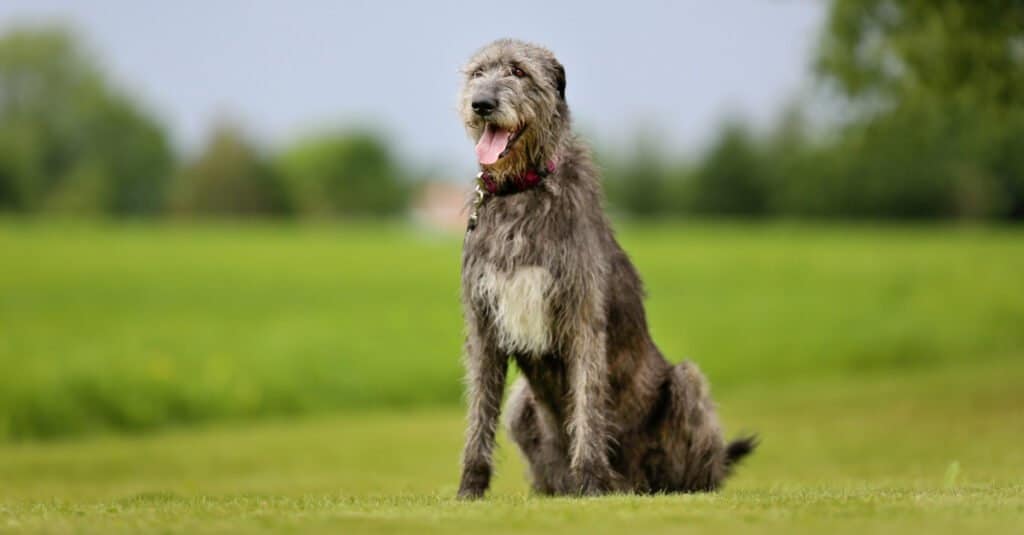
[456,39,755,499]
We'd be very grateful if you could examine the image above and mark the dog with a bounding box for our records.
[456,38,755,499]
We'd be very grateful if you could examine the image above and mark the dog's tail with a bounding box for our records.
[724,434,758,474]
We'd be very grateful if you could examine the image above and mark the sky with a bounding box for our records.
[0,1,826,176]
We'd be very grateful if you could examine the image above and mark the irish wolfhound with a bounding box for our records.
[456,39,755,499]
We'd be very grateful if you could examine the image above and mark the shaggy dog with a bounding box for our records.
[456,39,755,499]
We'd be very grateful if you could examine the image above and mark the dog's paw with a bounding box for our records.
[571,463,618,497]
[457,485,487,500]
[457,464,491,500]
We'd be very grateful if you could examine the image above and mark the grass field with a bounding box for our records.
[1,361,1021,533]
[1,221,1022,532]
[2,221,1023,439]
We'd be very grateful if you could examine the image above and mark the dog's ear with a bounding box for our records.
[550,60,566,100]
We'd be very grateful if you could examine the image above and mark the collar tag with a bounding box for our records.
[467,158,558,232]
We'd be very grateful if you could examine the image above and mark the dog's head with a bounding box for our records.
[460,39,569,176]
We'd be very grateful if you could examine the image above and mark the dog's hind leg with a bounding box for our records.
[660,361,731,492]
[505,378,572,495]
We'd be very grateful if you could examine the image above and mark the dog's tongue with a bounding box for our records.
[475,124,512,165]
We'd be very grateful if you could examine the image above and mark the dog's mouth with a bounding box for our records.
[475,123,525,165]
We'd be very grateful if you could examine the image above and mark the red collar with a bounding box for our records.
[477,160,557,196]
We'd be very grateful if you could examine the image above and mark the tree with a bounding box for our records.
[0,26,174,215]
[688,121,769,216]
[600,134,679,218]
[276,131,409,217]
[170,122,290,216]
[817,0,1024,111]
[815,0,1024,220]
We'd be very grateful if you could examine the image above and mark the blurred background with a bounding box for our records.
[0,0,1022,468]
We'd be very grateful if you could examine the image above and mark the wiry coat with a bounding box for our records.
[456,39,754,499]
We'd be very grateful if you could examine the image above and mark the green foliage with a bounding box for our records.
[687,121,770,216]
[0,26,173,215]
[602,108,1024,221]
[817,0,1024,111]
[0,26,413,219]
[276,130,409,218]
[4,12,1024,221]
[600,137,682,217]
[806,0,1024,220]
[770,105,954,218]
[170,123,290,216]
[604,1,1024,221]
[2,223,1023,440]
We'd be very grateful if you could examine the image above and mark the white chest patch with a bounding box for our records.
[476,264,553,355]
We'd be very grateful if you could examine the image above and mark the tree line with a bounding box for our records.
[0,27,409,218]
[604,0,1024,221]
[2,0,1023,221]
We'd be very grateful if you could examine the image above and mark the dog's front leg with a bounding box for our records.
[457,318,508,500]
[567,320,616,495]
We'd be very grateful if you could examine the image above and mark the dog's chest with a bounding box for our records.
[473,263,554,355]
[463,190,562,355]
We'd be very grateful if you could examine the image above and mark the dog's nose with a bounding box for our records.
[472,98,497,116]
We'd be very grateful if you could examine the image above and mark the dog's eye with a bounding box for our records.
[471,70,483,78]
[512,66,526,78]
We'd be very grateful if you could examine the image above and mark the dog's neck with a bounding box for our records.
[478,159,557,195]
[467,153,560,230]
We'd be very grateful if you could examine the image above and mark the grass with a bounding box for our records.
[1,359,1021,533]
[2,221,1023,439]
[1,221,1022,532]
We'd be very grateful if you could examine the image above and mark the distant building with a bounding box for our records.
[412,180,470,233]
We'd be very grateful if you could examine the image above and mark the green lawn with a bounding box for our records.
[1,360,1021,533]
[1,221,1022,532]
[2,221,1023,439]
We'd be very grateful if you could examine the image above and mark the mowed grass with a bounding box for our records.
[1,221,1023,439]
[1,221,1023,532]
[1,360,1021,533]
